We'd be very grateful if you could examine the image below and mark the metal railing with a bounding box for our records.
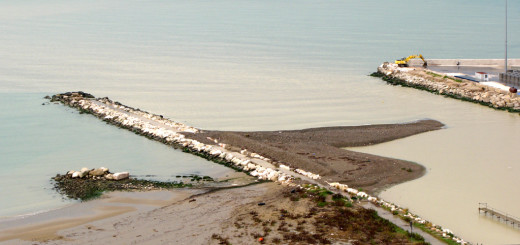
[479,203,520,228]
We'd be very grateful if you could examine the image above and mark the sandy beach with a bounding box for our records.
[0,188,200,244]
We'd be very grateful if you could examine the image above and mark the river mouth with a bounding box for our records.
[350,122,520,244]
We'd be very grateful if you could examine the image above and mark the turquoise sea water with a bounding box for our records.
[0,0,519,243]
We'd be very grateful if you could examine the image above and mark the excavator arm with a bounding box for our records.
[395,54,427,67]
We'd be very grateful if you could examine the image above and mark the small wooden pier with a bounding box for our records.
[479,203,520,228]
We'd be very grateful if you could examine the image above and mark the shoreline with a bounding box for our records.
[0,168,250,221]
[0,189,201,243]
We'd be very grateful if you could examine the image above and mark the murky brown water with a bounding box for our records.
[352,106,520,244]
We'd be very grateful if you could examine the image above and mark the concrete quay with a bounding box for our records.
[374,62,520,113]
[409,59,520,67]
[408,59,520,87]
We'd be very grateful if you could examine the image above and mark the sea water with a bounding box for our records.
[0,94,235,217]
[0,0,519,243]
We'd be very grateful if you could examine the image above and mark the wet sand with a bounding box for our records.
[0,184,272,245]
[188,119,444,194]
[0,189,200,244]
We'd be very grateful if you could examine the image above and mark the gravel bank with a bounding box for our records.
[188,119,444,194]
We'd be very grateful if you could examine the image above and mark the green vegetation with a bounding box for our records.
[426,71,442,78]
[296,185,430,244]
[426,71,462,83]
[406,231,425,242]
[444,75,463,83]
[370,72,384,77]
[413,223,460,245]
[377,196,460,245]
[318,189,333,197]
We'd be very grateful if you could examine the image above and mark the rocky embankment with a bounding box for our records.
[49,92,296,186]
[374,63,520,113]
[52,167,191,200]
[64,167,128,180]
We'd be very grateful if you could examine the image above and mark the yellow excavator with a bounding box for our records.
[395,54,427,67]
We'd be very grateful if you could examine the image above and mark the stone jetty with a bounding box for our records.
[374,62,520,113]
[49,92,295,185]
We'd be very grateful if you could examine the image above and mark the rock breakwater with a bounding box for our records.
[49,92,295,186]
[374,63,520,113]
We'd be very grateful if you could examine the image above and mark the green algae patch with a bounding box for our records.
[52,174,193,201]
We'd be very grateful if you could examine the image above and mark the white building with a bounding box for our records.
[475,72,489,81]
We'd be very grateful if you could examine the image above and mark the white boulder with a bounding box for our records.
[113,172,129,180]
[72,171,80,178]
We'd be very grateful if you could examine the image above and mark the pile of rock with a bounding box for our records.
[66,167,129,180]
[294,168,321,180]
[376,63,520,112]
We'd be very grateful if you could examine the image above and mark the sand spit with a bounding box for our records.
[188,119,444,194]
